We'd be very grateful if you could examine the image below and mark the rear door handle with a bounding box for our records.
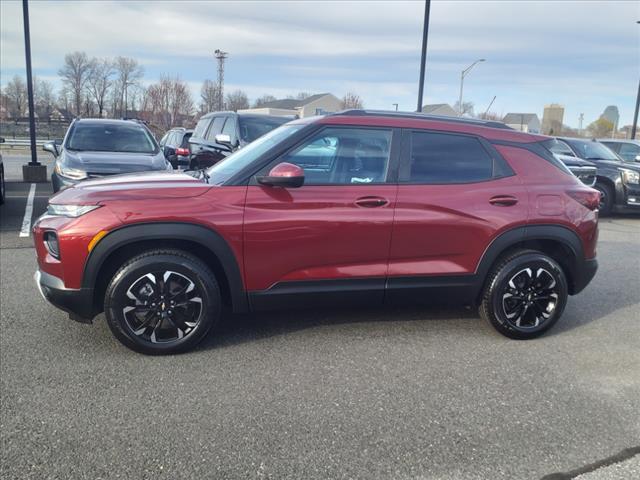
[355,196,389,208]
[489,195,518,207]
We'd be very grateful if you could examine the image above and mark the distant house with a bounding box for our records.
[421,103,458,117]
[49,108,74,122]
[503,113,541,134]
[239,93,343,118]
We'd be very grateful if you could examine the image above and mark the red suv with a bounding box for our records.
[34,111,600,354]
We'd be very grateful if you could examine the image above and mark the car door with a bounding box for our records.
[387,129,527,303]
[243,126,400,309]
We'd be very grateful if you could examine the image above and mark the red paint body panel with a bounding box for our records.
[389,175,528,277]
[243,185,397,290]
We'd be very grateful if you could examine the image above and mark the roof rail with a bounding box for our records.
[332,109,512,130]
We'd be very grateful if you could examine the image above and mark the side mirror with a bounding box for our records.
[43,141,59,157]
[215,134,233,149]
[0,137,5,144]
[635,155,640,162]
[257,162,305,188]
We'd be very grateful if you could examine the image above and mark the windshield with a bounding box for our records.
[565,139,620,161]
[207,124,304,185]
[238,116,290,143]
[542,139,575,157]
[66,123,158,154]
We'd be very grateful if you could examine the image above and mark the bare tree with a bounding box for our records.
[5,75,28,118]
[225,90,249,112]
[453,100,475,117]
[58,51,93,116]
[146,75,193,130]
[296,92,312,100]
[200,79,218,113]
[252,94,277,108]
[341,92,363,109]
[34,78,55,119]
[87,58,115,118]
[114,56,144,117]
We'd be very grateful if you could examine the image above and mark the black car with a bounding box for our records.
[188,112,290,169]
[558,137,640,215]
[542,138,597,187]
[159,127,193,169]
[45,119,172,192]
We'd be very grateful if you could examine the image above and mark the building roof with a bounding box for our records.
[260,93,332,109]
[503,113,539,124]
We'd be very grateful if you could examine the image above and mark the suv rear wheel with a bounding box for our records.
[104,249,220,354]
[480,249,568,339]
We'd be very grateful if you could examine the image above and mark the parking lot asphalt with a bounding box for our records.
[1,170,639,479]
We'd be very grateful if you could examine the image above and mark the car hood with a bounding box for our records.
[62,150,167,173]
[50,170,212,205]
[554,154,596,168]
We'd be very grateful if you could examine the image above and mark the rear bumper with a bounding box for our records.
[571,258,598,295]
[34,270,95,323]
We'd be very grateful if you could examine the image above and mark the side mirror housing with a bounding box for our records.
[257,162,305,188]
[215,134,232,147]
[43,141,59,157]
[635,154,640,162]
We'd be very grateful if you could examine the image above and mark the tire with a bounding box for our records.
[104,249,221,354]
[0,165,5,205]
[479,249,568,340]
[594,182,613,217]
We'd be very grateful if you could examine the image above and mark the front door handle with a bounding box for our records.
[355,196,389,208]
[489,195,518,207]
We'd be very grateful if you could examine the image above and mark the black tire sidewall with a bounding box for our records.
[594,182,613,216]
[487,253,568,339]
[105,253,220,354]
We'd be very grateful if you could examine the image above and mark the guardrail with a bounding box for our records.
[1,139,48,149]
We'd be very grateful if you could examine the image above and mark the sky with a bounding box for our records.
[1,0,638,128]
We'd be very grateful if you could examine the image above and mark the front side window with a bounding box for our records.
[543,139,575,157]
[618,143,640,162]
[406,131,493,184]
[279,127,392,185]
[66,123,157,154]
[239,116,290,143]
[222,117,237,142]
[205,117,226,141]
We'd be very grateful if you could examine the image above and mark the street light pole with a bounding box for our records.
[458,58,485,116]
[416,0,431,112]
[22,0,39,166]
[632,78,639,139]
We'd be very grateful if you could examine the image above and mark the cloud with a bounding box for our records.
[1,1,638,126]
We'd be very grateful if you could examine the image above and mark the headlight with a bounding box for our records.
[47,204,100,217]
[55,161,88,180]
[620,168,640,185]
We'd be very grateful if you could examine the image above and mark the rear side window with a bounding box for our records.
[193,118,209,138]
[405,131,493,184]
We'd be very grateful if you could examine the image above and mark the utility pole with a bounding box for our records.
[416,0,431,112]
[632,78,639,139]
[578,113,584,136]
[214,49,228,111]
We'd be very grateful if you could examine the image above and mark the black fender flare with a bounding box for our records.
[474,224,585,295]
[83,222,248,313]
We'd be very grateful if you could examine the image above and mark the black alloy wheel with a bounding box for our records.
[105,250,220,354]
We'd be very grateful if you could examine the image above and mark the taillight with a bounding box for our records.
[176,147,190,156]
[567,189,600,211]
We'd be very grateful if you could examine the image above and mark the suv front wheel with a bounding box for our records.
[104,249,221,354]
[480,250,568,339]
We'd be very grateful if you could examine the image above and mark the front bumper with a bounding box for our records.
[34,270,95,323]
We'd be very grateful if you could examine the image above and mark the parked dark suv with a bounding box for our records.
[558,137,640,215]
[188,112,290,169]
[34,110,599,354]
[45,119,172,192]
[159,128,193,169]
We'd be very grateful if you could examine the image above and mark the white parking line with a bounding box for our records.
[19,184,36,238]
